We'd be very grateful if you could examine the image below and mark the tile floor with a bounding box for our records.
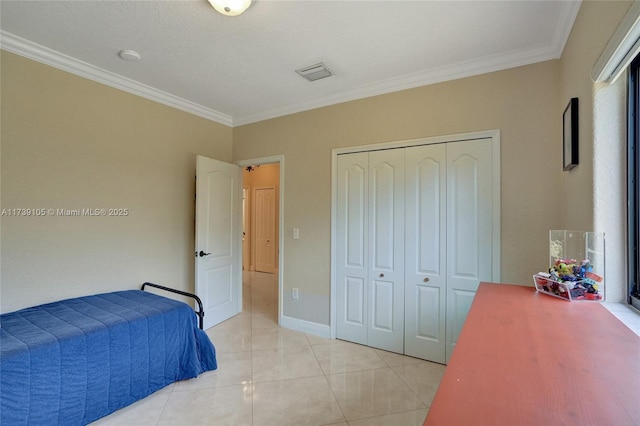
[92,272,446,425]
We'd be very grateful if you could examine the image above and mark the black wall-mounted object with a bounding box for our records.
[563,97,579,171]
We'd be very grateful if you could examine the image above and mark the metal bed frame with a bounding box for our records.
[141,282,205,329]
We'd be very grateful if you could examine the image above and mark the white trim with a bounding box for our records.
[330,151,339,339]
[235,155,285,327]
[234,45,568,126]
[330,129,501,339]
[592,1,640,83]
[0,30,567,129]
[332,129,500,156]
[233,1,581,126]
[1,1,580,128]
[280,315,331,339]
[0,31,233,127]
[491,131,502,283]
[551,0,583,59]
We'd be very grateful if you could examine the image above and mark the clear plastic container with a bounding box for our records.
[533,274,602,301]
[538,230,605,301]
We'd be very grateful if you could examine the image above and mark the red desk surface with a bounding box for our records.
[424,283,640,426]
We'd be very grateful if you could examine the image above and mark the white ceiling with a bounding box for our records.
[0,0,581,127]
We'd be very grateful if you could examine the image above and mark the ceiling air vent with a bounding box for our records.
[296,62,334,82]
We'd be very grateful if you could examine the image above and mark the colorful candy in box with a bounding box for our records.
[533,259,603,301]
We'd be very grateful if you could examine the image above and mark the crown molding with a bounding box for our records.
[2,1,580,128]
[0,31,233,127]
[551,0,582,58]
[233,44,559,126]
[233,1,581,126]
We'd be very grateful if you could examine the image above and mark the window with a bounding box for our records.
[628,54,640,310]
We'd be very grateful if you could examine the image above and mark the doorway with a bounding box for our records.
[238,156,284,325]
[242,164,279,273]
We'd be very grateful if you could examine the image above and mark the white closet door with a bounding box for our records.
[335,136,496,362]
[367,149,405,353]
[336,152,369,345]
[404,144,447,363]
[445,138,493,362]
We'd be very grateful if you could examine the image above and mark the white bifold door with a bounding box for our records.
[336,138,495,363]
[335,149,406,353]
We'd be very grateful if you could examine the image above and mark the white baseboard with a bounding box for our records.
[279,315,331,339]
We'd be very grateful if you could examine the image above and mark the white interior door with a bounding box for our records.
[254,187,276,273]
[404,144,447,363]
[445,139,493,361]
[367,149,405,353]
[336,152,369,346]
[195,155,242,329]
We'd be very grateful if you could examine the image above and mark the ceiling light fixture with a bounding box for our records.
[208,0,252,16]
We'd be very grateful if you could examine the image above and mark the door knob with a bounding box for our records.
[379,273,384,278]
[423,277,430,282]
[198,250,212,257]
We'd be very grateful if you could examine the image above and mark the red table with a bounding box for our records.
[424,282,640,426]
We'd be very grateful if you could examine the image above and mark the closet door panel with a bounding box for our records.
[345,277,365,324]
[372,279,394,331]
[446,138,493,362]
[449,288,476,348]
[367,149,405,353]
[371,161,395,270]
[404,144,447,363]
[336,153,369,345]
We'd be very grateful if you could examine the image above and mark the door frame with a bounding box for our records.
[330,129,501,339]
[236,155,284,325]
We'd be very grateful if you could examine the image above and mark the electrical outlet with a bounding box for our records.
[293,228,300,240]
[292,288,299,299]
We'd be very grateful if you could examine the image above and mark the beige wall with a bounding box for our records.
[1,51,233,313]
[559,0,632,231]
[560,0,632,302]
[233,0,634,325]
[234,60,562,325]
[1,0,631,320]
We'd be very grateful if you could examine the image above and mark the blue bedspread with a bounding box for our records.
[0,290,217,425]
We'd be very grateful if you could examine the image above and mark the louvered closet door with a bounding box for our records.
[445,138,493,362]
[404,144,447,363]
[336,152,369,346]
[367,149,405,353]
